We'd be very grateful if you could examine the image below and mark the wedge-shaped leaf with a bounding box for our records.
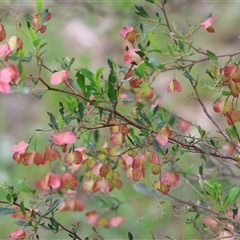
[107,58,114,70]
[135,61,146,78]
[77,102,84,121]
[135,5,150,18]
[128,232,134,240]
[148,32,157,48]
[18,180,36,194]
[6,193,11,203]
[0,208,19,215]
[224,186,239,207]
[20,201,25,215]
[8,55,21,61]
[207,50,218,65]
[178,40,185,53]
[80,68,95,86]
[94,67,104,91]
[33,90,47,99]
[42,198,63,217]
[183,71,195,82]
[39,223,51,230]
[45,195,54,203]
[106,112,113,126]
[133,183,167,198]
[47,112,59,131]
[108,70,117,104]
[134,118,146,127]
[39,42,47,50]
[15,220,29,227]
[50,217,59,231]
[136,108,152,126]
[152,136,162,153]
[41,9,49,21]
[153,104,159,116]
[129,128,141,145]
[76,71,85,92]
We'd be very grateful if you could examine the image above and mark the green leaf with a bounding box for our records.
[15,220,28,227]
[134,118,146,127]
[47,112,59,131]
[50,217,59,231]
[6,193,11,203]
[140,23,144,33]
[33,90,47,99]
[134,61,145,78]
[99,108,103,121]
[8,55,20,61]
[128,232,134,240]
[94,130,99,143]
[183,71,195,82]
[68,57,75,69]
[20,201,25,215]
[210,139,216,148]
[207,50,218,65]
[76,71,85,93]
[107,58,114,70]
[198,125,206,138]
[80,68,95,87]
[0,208,19,215]
[167,113,175,127]
[106,112,113,126]
[39,223,51,230]
[136,108,152,126]
[94,67,104,91]
[127,135,136,146]
[222,90,231,97]
[28,27,37,41]
[133,183,167,198]
[18,180,36,194]
[201,81,214,90]
[18,49,24,58]
[145,0,155,3]
[135,5,150,18]
[36,0,42,12]
[108,70,117,104]
[32,39,41,48]
[77,102,84,121]
[42,199,63,217]
[163,0,168,5]
[148,32,157,48]
[23,54,33,62]
[199,163,204,176]
[129,128,141,145]
[152,137,162,152]
[199,143,210,154]
[41,9,49,21]
[45,195,54,203]
[178,40,185,53]
[16,85,29,94]
[39,42,47,50]
[156,12,161,19]
[153,105,159,116]
[224,186,239,207]
[17,60,23,75]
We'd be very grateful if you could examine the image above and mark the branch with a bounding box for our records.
[0,200,82,240]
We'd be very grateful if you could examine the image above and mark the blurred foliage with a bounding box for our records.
[1,1,240,239]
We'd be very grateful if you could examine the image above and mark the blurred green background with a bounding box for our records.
[1,1,240,239]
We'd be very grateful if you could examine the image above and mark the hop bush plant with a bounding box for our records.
[1,0,240,239]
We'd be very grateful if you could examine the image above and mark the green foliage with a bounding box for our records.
[1,0,240,239]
